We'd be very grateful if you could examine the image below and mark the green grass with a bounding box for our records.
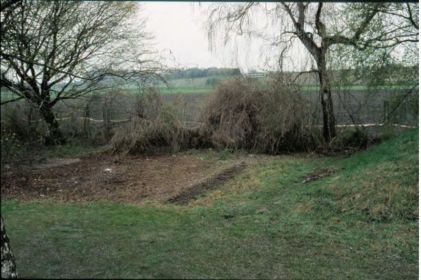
[1,129,418,279]
[1,139,105,164]
[0,86,213,101]
[300,84,416,92]
[37,143,107,159]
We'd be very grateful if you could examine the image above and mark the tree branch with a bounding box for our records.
[281,3,320,58]
[325,4,381,48]
[0,95,24,105]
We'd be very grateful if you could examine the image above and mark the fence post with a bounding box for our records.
[383,100,390,124]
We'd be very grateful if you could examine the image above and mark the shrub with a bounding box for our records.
[0,128,25,163]
[201,78,320,153]
[1,103,45,144]
[330,128,370,151]
[111,91,210,154]
[0,103,46,164]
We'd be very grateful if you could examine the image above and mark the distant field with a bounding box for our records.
[0,82,417,102]
[0,86,214,101]
[300,84,417,92]
[125,86,214,95]
[160,87,213,95]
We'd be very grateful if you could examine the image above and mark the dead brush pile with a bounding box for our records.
[111,91,208,154]
[201,78,320,153]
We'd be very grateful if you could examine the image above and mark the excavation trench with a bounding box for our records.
[168,162,247,205]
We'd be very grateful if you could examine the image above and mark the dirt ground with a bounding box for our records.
[1,152,262,204]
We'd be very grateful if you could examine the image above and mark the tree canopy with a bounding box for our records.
[0,0,162,144]
[206,2,419,141]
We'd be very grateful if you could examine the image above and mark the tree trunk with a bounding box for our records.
[1,217,18,279]
[317,51,336,142]
[39,102,65,145]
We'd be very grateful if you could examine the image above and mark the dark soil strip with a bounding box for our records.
[168,162,247,205]
[302,167,338,184]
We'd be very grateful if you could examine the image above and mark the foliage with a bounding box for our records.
[1,1,156,103]
[0,129,25,164]
[329,128,370,151]
[0,104,45,163]
[206,2,419,142]
[0,1,161,144]
[0,105,43,143]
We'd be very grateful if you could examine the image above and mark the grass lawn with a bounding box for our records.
[1,129,418,279]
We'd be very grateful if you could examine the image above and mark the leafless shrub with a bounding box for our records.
[133,88,164,120]
[1,102,45,144]
[111,91,208,154]
[201,78,321,153]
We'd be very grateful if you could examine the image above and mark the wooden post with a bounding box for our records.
[383,100,390,123]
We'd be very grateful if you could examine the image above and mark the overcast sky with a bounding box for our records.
[140,2,276,72]
[137,2,417,73]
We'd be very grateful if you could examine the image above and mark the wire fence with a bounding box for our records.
[1,87,418,143]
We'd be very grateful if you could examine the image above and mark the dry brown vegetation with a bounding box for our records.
[201,78,321,153]
[111,78,323,155]
[110,91,210,154]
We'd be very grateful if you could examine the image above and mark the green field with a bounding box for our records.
[0,86,214,101]
[159,86,213,95]
[1,129,418,279]
[1,80,417,102]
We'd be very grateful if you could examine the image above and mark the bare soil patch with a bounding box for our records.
[1,152,257,204]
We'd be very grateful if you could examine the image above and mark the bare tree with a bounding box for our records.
[0,0,162,144]
[1,217,17,279]
[206,2,418,142]
[0,2,21,277]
